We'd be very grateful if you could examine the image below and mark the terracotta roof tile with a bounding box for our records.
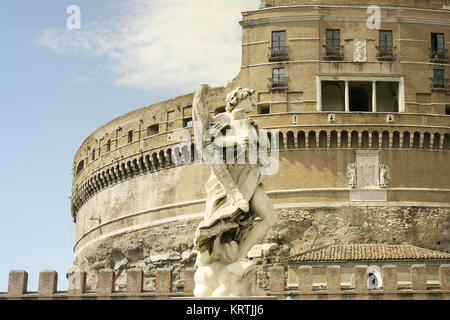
[287,244,450,263]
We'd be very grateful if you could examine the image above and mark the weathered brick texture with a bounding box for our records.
[8,270,28,297]
[326,266,341,294]
[298,266,313,293]
[156,269,172,294]
[410,264,427,291]
[97,269,115,296]
[354,265,369,293]
[269,266,285,294]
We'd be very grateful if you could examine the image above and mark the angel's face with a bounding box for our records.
[237,96,255,114]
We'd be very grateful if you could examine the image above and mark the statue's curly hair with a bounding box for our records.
[226,87,255,112]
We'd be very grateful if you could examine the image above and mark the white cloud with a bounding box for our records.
[37,0,260,91]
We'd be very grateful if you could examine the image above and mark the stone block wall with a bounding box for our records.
[72,206,449,292]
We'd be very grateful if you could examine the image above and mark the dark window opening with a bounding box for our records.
[258,105,270,115]
[183,117,193,128]
[322,81,345,111]
[349,82,372,112]
[92,150,95,161]
[76,160,84,176]
[431,33,445,57]
[128,131,133,143]
[106,140,111,152]
[377,30,394,60]
[376,82,399,112]
[379,30,393,50]
[430,33,448,62]
[446,105,450,115]
[147,124,159,137]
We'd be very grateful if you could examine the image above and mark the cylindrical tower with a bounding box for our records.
[71,0,450,290]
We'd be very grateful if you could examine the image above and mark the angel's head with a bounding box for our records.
[226,87,256,113]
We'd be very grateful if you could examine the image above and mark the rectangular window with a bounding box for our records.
[377,30,394,60]
[431,33,445,57]
[258,105,270,115]
[116,128,122,148]
[433,69,446,88]
[128,131,133,143]
[272,67,285,84]
[272,31,286,50]
[271,67,286,89]
[106,140,111,152]
[183,106,193,128]
[183,117,193,128]
[270,31,288,61]
[325,29,342,59]
[272,67,285,81]
[379,30,393,50]
[326,29,340,49]
[147,124,159,137]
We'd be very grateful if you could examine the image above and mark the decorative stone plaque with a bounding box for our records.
[353,39,367,62]
[349,150,389,201]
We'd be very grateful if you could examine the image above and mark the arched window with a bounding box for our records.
[76,160,84,176]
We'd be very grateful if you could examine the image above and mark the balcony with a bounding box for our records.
[323,45,344,61]
[429,48,449,63]
[376,46,396,61]
[268,76,288,91]
[430,77,448,91]
[269,46,289,62]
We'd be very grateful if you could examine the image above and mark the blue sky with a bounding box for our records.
[0,0,259,292]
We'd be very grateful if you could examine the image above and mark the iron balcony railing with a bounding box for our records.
[429,48,449,63]
[323,45,344,61]
[376,46,396,61]
[268,76,288,91]
[268,46,289,62]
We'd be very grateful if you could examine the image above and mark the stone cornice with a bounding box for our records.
[240,15,450,28]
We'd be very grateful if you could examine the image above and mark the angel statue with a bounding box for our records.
[346,163,357,188]
[379,164,390,188]
[191,84,278,297]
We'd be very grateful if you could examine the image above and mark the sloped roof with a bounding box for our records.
[287,244,450,263]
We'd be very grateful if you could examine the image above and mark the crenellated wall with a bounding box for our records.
[2,264,449,300]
